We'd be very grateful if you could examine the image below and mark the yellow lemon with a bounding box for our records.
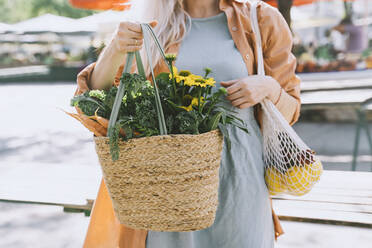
[285,166,313,196]
[306,160,323,182]
[265,167,286,195]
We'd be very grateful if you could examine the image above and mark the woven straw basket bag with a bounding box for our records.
[93,24,224,232]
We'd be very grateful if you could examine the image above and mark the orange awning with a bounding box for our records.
[69,0,131,11]
[265,0,355,7]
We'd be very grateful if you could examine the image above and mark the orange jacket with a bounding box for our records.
[76,0,299,247]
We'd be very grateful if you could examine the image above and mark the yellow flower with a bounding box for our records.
[176,70,193,84]
[180,95,204,111]
[165,53,177,63]
[173,66,178,75]
[169,67,216,88]
[169,66,178,80]
[183,77,198,87]
[192,96,204,106]
[193,77,208,88]
[205,77,216,86]
[180,94,193,111]
[180,105,193,111]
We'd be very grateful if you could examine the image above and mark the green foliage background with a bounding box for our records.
[0,0,96,23]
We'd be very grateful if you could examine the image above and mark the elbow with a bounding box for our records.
[75,62,96,95]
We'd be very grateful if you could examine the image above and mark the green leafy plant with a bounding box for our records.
[71,54,248,160]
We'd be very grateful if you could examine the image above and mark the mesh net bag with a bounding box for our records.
[261,99,323,196]
[250,1,323,196]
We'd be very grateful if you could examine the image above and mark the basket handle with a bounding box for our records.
[107,23,170,138]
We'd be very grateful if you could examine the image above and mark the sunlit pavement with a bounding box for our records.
[1,83,372,247]
[1,202,372,248]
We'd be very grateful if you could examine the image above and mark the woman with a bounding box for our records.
[74,0,301,247]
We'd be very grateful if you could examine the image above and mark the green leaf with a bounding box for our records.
[208,112,223,131]
[71,94,106,111]
[109,122,121,161]
[166,99,184,112]
[226,113,245,124]
[71,93,107,117]
[230,119,249,134]
[155,72,171,82]
[214,105,238,114]
[221,111,227,124]
[175,111,199,134]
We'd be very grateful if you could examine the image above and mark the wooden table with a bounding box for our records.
[301,78,372,93]
[299,80,372,170]
[298,69,372,82]
[272,170,372,228]
[300,89,372,110]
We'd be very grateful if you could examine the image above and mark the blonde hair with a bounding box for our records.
[139,0,191,76]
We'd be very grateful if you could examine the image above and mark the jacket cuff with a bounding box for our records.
[74,62,96,96]
[274,89,300,126]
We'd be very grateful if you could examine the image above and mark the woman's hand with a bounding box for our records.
[90,20,156,90]
[112,20,157,53]
[220,75,281,109]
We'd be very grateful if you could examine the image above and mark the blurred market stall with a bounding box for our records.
[0,0,371,77]
[0,0,143,81]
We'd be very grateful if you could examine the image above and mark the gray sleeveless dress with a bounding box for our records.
[146,12,275,248]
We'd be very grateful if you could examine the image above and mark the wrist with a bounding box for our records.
[266,77,281,104]
[108,37,127,59]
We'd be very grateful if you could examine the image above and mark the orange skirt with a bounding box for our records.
[83,178,147,248]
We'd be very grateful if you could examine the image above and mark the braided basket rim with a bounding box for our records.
[93,128,222,144]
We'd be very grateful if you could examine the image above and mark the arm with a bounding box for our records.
[257,2,301,125]
[90,22,145,90]
[74,21,153,96]
[90,41,128,91]
[220,3,300,126]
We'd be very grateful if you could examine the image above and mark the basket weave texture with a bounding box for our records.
[93,129,224,232]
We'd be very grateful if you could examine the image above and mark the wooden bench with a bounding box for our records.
[272,170,372,228]
[1,163,371,229]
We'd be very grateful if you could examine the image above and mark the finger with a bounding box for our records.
[125,45,143,52]
[226,89,244,101]
[220,79,238,87]
[226,81,243,95]
[231,97,248,107]
[237,102,254,109]
[125,22,142,33]
[119,37,143,46]
[128,31,144,39]
[117,29,143,40]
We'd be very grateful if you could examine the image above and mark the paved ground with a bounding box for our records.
[1,202,372,248]
[0,203,89,248]
[1,83,372,247]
